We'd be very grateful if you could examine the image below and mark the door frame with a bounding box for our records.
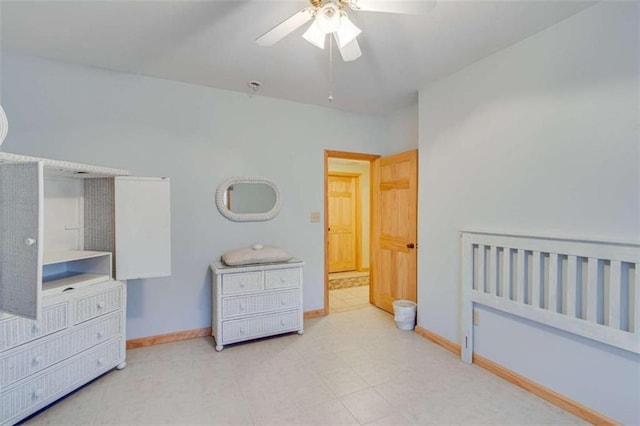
[324,150,380,315]
[328,172,361,273]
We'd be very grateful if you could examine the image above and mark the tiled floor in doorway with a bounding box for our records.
[329,285,371,314]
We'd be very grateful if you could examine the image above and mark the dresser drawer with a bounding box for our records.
[222,290,300,319]
[74,285,122,324]
[0,312,123,388]
[0,303,68,353]
[0,338,122,424]
[265,268,301,290]
[222,272,263,295]
[222,310,300,344]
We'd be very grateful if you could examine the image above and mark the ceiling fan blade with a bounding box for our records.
[335,35,362,62]
[256,7,314,46]
[348,0,435,15]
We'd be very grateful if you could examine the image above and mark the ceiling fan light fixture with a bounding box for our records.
[335,13,361,48]
[302,19,326,49]
[316,3,341,34]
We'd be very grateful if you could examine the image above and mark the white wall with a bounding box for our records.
[0,53,390,339]
[328,159,371,269]
[385,102,418,153]
[418,2,639,423]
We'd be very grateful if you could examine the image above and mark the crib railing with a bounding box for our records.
[461,232,640,363]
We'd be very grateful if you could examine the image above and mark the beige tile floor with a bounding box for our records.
[330,285,371,314]
[329,271,370,280]
[23,307,585,425]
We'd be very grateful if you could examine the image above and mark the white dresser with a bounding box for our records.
[0,253,125,426]
[210,260,304,351]
[0,153,171,425]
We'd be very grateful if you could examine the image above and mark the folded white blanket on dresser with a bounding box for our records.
[222,245,292,266]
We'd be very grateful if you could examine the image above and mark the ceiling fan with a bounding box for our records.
[256,0,425,62]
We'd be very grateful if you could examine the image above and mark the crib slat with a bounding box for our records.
[461,235,474,364]
[516,249,525,303]
[635,263,640,334]
[478,244,486,292]
[502,248,511,299]
[586,257,599,323]
[531,251,541,308]
[489,246,498,296]
[548,254,559,312]
[566,255,577,317]
[609,260,622,329]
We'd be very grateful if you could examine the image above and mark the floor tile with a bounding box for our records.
[319,365,370,397]
[340,388,395,424]
[18,307,587,426]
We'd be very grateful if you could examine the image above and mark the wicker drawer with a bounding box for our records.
[0,338,121,424]
[0,303,68,353]
[222,310,300,344]
[222,272,263,295]
[73,285,122,324]
[0,312,122,388]
[222,290,300,319]
[265,268,301,290]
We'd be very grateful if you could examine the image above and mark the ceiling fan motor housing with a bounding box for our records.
[309,0,353,10]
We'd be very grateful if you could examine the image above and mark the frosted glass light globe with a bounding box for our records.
[316,3,341,34]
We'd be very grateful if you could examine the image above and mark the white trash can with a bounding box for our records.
[393,300,417,331]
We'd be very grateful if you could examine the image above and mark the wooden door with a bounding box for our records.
[0,162,44,320]
[328,174,357,273]
[371,150,418,314]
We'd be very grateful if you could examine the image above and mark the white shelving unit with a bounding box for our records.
[0,152,172,426]
[42,251,112,296]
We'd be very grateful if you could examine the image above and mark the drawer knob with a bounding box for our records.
[31,324,41,334]
[280,277,286,284]
[97,331,104,339]
[32,388,44,399]
[24,238,37,246]
[32,355,43,365]
[97,357,105,366]
[239,328,245,335]
[281,299,286,306]
[280,320,286,327]
[239,303,245,311]
[97,301,106,310]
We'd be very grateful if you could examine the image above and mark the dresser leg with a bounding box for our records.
[297,329,304,335]
[116,362,127,370]
[215,345,224,352]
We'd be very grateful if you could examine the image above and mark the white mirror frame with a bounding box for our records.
[0,105,8,149]
[215,176,282,222]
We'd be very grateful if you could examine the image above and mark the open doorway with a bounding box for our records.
[324,149,419,316]
[324,150,379,314]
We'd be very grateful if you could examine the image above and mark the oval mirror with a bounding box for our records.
[216,176,282,222]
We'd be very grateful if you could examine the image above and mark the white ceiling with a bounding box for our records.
[0,0,595,115]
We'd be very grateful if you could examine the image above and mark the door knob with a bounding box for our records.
[407,243,415,249]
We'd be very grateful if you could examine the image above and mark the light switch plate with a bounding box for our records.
[310,212,321,223]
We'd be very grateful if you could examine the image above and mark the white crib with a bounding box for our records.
[461,231,640,363]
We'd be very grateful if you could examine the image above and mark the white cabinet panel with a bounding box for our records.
[0,163,43,320]
[43,177,83,252]
[114,177,171,280]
